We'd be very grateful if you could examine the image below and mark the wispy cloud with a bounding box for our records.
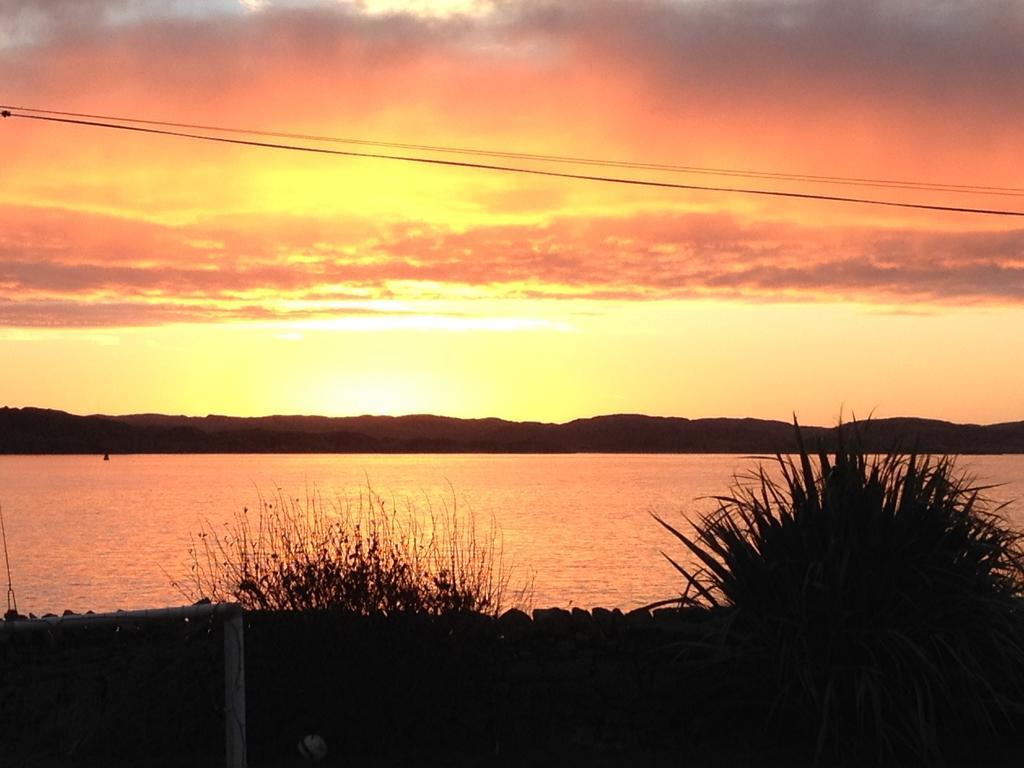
[2,204,1022,326]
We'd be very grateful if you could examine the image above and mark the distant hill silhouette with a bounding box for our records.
[2,407,1023,455]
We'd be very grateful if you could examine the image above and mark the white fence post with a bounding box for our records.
[223,603,247,768]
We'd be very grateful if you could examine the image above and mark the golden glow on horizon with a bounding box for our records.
[3,300,1023,425]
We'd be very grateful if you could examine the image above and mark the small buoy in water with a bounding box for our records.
[103,453,110,461]
[297,734,327,762]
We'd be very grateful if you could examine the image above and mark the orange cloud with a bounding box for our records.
[4,0,1021,196]
[3,203,1023,327]
[2,1,1022,327]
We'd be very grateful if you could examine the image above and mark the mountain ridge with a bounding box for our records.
[2,406,1023,455]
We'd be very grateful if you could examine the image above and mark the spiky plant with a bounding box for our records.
[657,425,1024,764]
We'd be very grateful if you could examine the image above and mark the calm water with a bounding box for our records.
[1,453,1023,614]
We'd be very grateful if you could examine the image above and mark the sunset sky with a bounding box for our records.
[2,0,1022,424]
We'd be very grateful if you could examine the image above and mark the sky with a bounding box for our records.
[1,0,1022,424]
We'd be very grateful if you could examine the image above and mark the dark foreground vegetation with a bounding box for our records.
[176,489,526,617]
[654,427,1024,765]
[3,425,1024,766]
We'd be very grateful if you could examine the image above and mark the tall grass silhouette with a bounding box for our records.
[179,487,529,617]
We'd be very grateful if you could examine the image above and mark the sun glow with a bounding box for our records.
[279,314,575,333]
[2,0,1023,423]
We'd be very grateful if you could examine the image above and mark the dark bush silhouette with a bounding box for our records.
[178,488,529,617]
[657,424,1024,764]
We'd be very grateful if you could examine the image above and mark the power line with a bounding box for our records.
[3,104,1022,198]
[4,109,1024,218]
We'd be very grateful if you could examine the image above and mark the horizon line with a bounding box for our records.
[4,405,1021,431]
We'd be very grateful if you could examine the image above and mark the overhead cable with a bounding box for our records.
[3,104,1021,197]
[3,109,1023,218]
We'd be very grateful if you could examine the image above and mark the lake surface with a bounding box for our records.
[1,453,1023,614]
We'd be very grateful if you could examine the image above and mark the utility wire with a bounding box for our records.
[3,103,1022,197]
[3,109,1024,218]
